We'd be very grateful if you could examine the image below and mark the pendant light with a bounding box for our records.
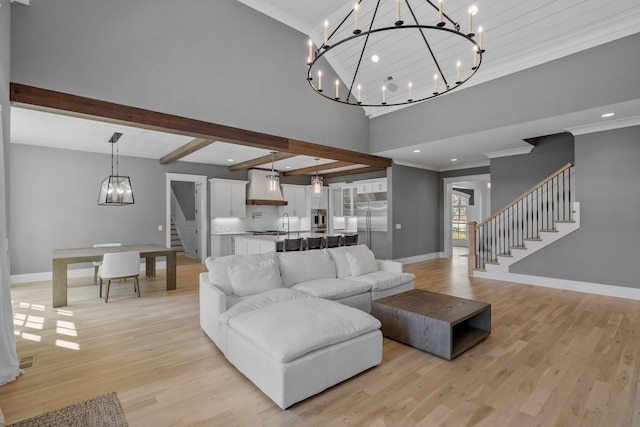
[266,151,280,195]
[311,158,323,196]
[98,132,135,206]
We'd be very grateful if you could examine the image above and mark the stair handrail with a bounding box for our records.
[476,162,574,229]
[468,161,574,275]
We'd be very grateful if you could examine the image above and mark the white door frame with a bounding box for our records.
[443,174,490,258]
[166,173,208,262]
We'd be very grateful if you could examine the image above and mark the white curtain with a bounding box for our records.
[0,105,21,386]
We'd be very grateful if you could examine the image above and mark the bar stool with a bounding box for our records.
[284,238,303,251]
[306,237,323,250]
[343,234,358,246]
[324,235,341,248]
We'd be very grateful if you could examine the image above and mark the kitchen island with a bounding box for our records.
[234,232,350,255]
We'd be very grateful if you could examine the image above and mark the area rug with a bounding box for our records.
[8,392,128,427]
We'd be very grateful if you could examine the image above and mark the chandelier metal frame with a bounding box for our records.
[306,0,485,107]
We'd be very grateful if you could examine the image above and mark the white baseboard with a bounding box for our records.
[394,252,446,264]
[10,261,167,286]
[476,271,640,301]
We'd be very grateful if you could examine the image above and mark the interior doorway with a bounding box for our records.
[443,174,491,258]
[165,173,208,262]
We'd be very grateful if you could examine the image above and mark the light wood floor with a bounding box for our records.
[2,252,640,426]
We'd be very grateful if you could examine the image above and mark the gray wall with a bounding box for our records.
[369,33,640,154]
[171,181,195,221]
[490,133,574,212]
[10,0,369,152]
[511,126,640,288]
[389,164,439,259]
[8,143,249,274]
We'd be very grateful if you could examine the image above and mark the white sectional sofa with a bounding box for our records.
[199,245,415,409]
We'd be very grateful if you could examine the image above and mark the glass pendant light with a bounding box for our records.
[266,151,279,194]
[311,158,323,196]
[98,132,135,206]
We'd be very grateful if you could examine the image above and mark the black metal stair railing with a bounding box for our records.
[470,163,575,272]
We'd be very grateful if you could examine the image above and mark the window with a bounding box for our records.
[452,193,469,241]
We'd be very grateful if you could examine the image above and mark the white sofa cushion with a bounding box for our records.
[205,252,276,295]
[346,248,378,276]
[277,250,336,287]
[348,271,416,292]
[220,288,311,325]
[228,258,282,297]
[327,245,374,278]
[228,298,381,363]
[291,278,372,300]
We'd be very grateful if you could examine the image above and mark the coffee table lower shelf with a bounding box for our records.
[371,289,491,361]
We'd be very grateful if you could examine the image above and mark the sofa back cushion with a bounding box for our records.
[277,249,337,287]
[327,245,377,278]
[205,252,276,295]
[228,258,283,297]
[346,247,378,276]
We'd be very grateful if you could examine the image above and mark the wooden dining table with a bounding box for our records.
[52,244,177,307]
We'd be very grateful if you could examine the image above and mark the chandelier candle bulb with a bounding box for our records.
[335,80,340,99]
[395,0,402,25]
[439,0,444,23]
[318,70,323,91]
[478,26,484,50]
[433,73,439,94]
[456,61,461,82]
[408,82,413,100]
[324,20,329,46]
[357,84,362,103]
[308,39,313,64]
[354,3,359,32]
[468,5,478,36]
[382,85,387,104]
[473,46,478,69]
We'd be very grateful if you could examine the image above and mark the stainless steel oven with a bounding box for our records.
[311,209,327,233]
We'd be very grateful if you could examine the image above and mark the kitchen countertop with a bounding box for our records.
[210,231,252,236]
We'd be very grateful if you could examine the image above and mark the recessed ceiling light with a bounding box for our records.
[451,158,458,162]
[285,166,291,169]
[601,112,615,118]
[371,54,380,63]
[226,158,234,162]
[413,149,421,153]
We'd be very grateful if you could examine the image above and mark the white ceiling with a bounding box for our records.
[10,0,640,172]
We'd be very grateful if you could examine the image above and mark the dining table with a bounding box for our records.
[52,243,176,307]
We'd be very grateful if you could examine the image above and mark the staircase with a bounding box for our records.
[469,163,580,278]
[170,218,186,255]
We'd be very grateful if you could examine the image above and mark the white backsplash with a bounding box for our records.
[211,205,310,233]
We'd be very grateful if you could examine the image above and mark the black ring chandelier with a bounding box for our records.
[306,0,485,107]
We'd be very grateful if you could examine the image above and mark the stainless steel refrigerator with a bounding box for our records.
[356,190,388,259]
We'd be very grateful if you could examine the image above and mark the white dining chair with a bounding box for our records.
[98,251,141,303]
[93,243,122,285]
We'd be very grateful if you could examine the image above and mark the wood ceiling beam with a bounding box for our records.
[159,138,215,164]
[229,152,297,171]
[288,139,392,169]
[283,161,355,176]
[319,165,389,179]
[10,83,393,168]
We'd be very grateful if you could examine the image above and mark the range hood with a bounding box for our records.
[246,169,288,206]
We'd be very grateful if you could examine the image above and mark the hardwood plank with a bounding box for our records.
[3,250,640,426]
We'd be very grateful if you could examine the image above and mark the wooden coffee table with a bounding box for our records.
[371,289,491,360]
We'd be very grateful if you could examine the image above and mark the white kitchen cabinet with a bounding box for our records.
[310,187,328,210]
[281,185,308,217]
[356,179,386,195]
[342,185,356,216]
[234,236,276,255]
[211,234,236,257]
[209,179,248,218]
